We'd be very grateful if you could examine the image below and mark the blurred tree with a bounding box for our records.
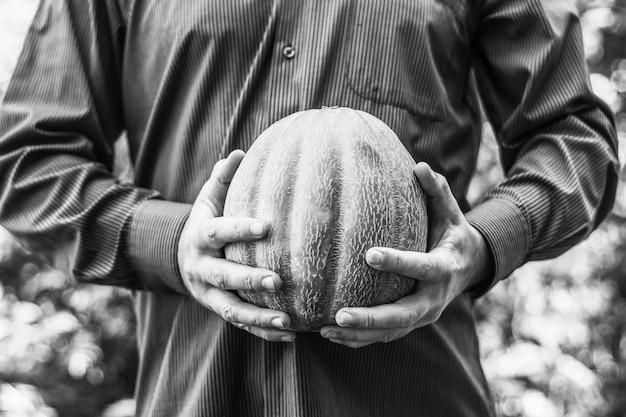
[470,1,626,416]
[0,227,138,416]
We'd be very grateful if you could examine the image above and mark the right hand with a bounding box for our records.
[177,150,295,342]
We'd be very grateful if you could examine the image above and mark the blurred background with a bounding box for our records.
[1,0,625,416]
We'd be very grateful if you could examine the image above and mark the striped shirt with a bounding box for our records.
[0,0,618,416]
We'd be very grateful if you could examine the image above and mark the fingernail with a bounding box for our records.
[336,311,353,326]
[366,249,384,266]
[262,276,277,291]
[235,323,249,332]
[323,330,337,339]
[250,222,265,236]
[271,317,286,329]
[281,334,295,343]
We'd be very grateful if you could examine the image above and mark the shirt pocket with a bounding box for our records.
[343,0,462,121]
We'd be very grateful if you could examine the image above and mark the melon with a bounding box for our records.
[223,107,428,331]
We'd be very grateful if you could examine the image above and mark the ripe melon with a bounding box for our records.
[223,107,428,331]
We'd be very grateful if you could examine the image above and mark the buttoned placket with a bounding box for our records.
[282,43,296,59]
[263,0,302,126]
[264,5,301,414]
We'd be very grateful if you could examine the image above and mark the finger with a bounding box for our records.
[198,286,293,331]
[331,286,444,329]
[331,302,422,329]
[413,162,463,223]
[324,338,374,349]
[366,247,448,281]
[200,217,269,249]
[320,326,408,348]
[242,325,297,343]
[199,290,295,343]
[189,256,282,292]
[201,150,246,213]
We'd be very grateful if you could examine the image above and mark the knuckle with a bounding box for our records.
[425,259,445,282]
[365,313,376,328]
[435,173,449,191]
[211,268,227,288]
[449,258,462,277]
[420,259,433,277]
[221,304,234,322]
[428,263,442,282]
[206,221,217,239]
[401,310,417,328]
[382,332,396,343]
[348,332,360,343]
[393,253,404,272]
[233,220,243,240]
[242,271,254,290]
[215,172,230,187]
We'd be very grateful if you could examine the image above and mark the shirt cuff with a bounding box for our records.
[127,199,192,294]
[464,198,530,297]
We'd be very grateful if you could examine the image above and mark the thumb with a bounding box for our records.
[413,162,464,224]
[200,149,246,214]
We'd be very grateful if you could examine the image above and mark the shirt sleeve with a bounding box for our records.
[0,0,189,292]
[465,0,619,296]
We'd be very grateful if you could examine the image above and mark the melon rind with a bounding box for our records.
[223,107,427,331]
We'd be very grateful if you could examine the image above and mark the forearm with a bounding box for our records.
[0,0,187,291]
[127,199,191,293]
[468,0,619,296]
[469,111,616,261]
[0,141,195,292]
[0,139,160,288]
[463,224,495,296]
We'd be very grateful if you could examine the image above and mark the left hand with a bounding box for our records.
[319,162,493,348]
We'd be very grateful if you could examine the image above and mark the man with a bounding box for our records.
[0,0,618,416]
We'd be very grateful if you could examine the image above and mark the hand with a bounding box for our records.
[320,162,493,348]
[177,150,296,343]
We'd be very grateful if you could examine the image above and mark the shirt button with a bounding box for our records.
[282,44,296,59]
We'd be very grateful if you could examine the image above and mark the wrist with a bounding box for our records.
[128,199,193,293]
[465,225,495,294]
